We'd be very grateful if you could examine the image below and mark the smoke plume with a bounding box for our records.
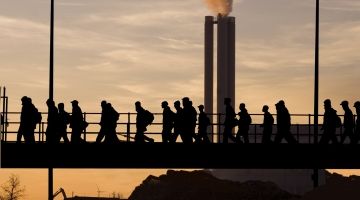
[204,0,233,16]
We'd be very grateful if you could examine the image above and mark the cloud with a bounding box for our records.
[1,0,360,115]
[0,15,48,39]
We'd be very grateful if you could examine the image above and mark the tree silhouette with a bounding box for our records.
[0,174,25,200]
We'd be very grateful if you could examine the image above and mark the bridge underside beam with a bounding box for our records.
[1,143,359,169]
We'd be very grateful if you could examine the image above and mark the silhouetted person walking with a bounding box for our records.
[104,103,120,143]
[18,96,29,143]
[274,100,297,144]
[223,98,237,143]
[161,101,174,143]
[172,100,184,143]
[320,99,339,144]
[340,101,355,144]
[96,101,109,143]
[261,105,274,144]
[182,97,197,143]
[57,103,70,143]
[46,99,59,143]
[70,100,85,143]
[17,96,39,143]
[135,101,154,143]
[354,101,360,143]
[236,103,252,144]
[197,105,211,143]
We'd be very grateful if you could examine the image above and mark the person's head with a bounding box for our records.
[161,101,168,108]
[198,104,204,112]
[354,101,360,109]
[182,97,190,107]
[340,100,349,109]
[174,100,181,109]
[46,99,55,107]
[135,101,142,112]
[324,99,331,109]
[101,100,107,108]
[277,100,285,107]
[71,100,79,107]
[58,103,64,110]
[224,98,231,105]
[239,103,246,110]
[262,105,269,112]
[21,96,28,105]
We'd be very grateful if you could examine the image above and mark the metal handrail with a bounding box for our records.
[1,111,356,144]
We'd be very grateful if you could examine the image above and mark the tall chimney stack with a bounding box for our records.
[204,14,236,142]
[204,16,214,120]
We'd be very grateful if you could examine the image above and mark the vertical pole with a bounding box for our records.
[49,0,54,199]
[0,86,2,141]
[49,0,54,101]
[3,88,7,141]
[127,112,131,142]
[313,0,320,188]
[84,113,87,142]
[0,86,2,167]
[5,97,8,141]
[314,0,319,145]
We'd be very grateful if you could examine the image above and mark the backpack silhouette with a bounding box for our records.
[144,110,154,126]
[35,109,42,124]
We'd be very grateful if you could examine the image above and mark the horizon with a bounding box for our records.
[1,0,360,199]
[0,168,358,200]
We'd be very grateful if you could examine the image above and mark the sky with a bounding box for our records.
[1,0,360,199]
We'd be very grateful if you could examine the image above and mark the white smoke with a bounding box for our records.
[204,0,233,16]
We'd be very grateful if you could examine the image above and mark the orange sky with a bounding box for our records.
[1,0,360,199]
[0,169,358,200]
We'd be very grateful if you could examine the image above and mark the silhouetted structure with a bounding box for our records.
[17,96,39,143]
[355,101,360,142]
[319,99,339,144]
[57,103,70,143]
[340,101,355,144]
[46,99,58,143]
[196,105,210,143]
[274,100,297,144]
[236,103,251,144]
[261,105,274,144]
[161,101,174,143]
[223,98,237,143]
[134,101,154,143]
[182,97,197,143]
[172,100,184,143]
[70,100,85,143]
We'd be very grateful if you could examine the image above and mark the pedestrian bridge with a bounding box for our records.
[1,112,359,169]
[1,143,360,168]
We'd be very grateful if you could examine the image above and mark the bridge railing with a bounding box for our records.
[0,111,355,144]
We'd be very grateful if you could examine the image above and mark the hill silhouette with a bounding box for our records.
[300,171,360,200]
[128,170,299,200]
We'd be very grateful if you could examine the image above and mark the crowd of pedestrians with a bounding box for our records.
[13,96,360,144]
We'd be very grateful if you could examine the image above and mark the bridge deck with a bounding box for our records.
[1,143,359,168]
